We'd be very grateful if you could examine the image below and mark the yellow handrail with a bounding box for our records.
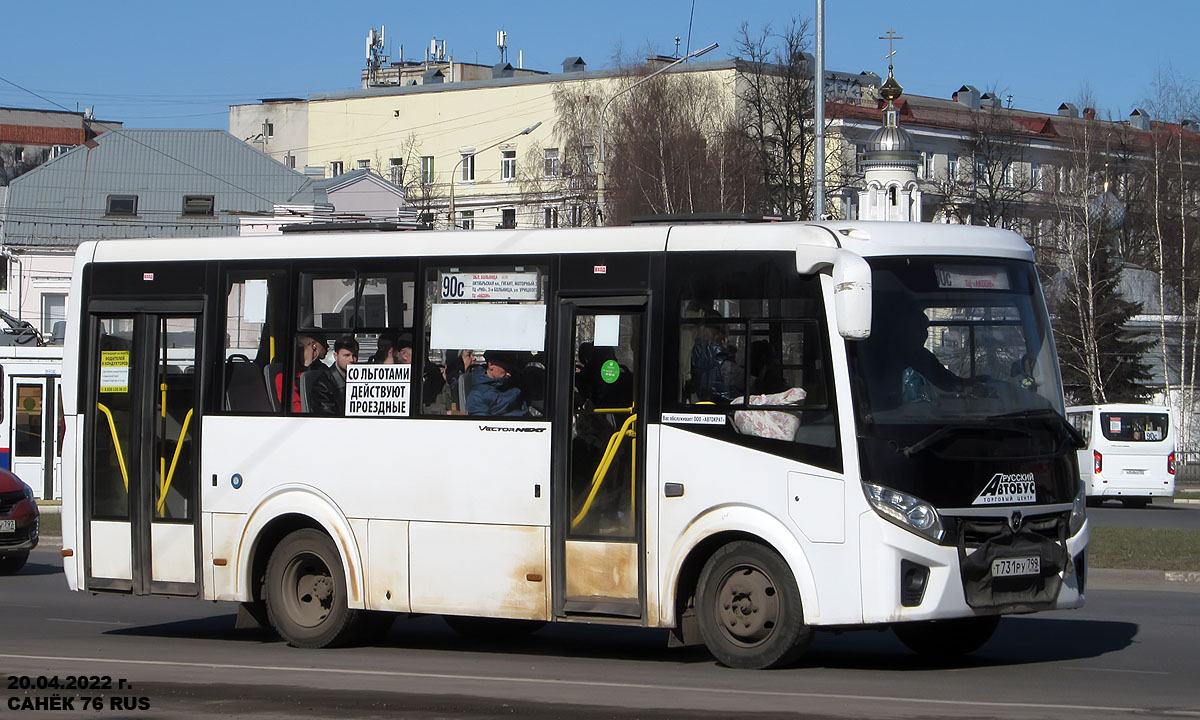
[571,412,637,529]
[95,403,129,492]
[157,408,194,517]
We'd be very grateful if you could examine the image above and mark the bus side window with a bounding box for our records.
[222,271,287,414]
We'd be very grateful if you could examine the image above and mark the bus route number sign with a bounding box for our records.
[440,272,539,301]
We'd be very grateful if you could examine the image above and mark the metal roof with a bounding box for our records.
[1,129,312,247]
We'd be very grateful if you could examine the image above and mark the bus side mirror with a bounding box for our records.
[797,248,872,340]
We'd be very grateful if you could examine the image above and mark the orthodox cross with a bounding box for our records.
[879,28,903,73]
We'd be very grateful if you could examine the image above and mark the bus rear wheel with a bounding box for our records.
[265,529,362,648]
[892,615,1000,658]
[695,541,812,669]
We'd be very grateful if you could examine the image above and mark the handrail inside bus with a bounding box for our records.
[157,408,194,517]
[95,403,129,492]
[571,411,637,529]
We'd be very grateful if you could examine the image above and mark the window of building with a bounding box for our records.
[264,122,274,138]
[544,148,560,178]
[543,207,559,228]
[946,154,958,182]
[357,159,371,171]
[500,208,516,229]
[666,252,838,470]
[583,145,595,174]
[330,161,344,177]
[569,204,584,227]
[1030,162,1041,189]
[182,195,215,217]
[888,186,898,206]
[15,147,24,163]
[423,262,550,417]
[501,149,516,181]
[0,256,7,291]
[460,153,475,182]
[1002,163,1014,187]
[389,157,404,185]
[50,144,72,160]
[41,293,67,342]
[286,154,296,169]
[459,210,474,230]
[420,155,435,184]
[105,194,138,216]
[974,157,988,186]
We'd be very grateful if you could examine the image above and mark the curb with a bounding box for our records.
[1164,571,1200,583]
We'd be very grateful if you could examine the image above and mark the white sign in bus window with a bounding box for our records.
[430,304,546,352]
[345,364,410,417]
[934,265,1011,290]
[243,279,269,324]
[593,315,620,347]
[440,272,539,301]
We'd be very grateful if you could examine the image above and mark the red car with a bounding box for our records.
[0,469,39,574]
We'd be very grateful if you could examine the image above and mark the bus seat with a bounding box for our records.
[264,363,283,412]
[298,371,313,413]
[224,357,273,412]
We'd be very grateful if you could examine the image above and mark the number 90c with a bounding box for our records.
[442,275,465,299]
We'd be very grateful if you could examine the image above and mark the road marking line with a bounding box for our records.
[1062,666,1171,676]
[45,618,131,626]
[0,652,1187,715]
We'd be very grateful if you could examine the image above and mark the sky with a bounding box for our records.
[0,0,1194,130]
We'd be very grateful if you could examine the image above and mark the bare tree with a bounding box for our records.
[931,101,1038,227]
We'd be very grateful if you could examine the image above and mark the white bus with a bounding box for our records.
[1067,404,1175,507]
[58,220,1088,668]
[0,344,64,500]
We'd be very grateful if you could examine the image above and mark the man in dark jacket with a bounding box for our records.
[466,351,526,417]
[307,335,358,416]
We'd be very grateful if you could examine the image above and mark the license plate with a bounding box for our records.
[1125,468,1146,475]
[992,556,1040,577]
[0,519,15,533]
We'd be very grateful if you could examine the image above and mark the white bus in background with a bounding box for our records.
[0,344,63,500]
[1067,404,1175,507]
[58,220,1089,669]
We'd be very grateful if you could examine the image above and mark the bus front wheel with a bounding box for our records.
[265,529,361,648]
[695,540,813,669]
[893,615,1000,657]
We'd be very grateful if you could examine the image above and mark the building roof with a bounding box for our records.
[1,129,312,247]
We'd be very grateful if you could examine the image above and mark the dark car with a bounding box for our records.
[0,469,39,574]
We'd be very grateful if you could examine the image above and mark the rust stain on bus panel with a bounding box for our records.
[564,541,639,600]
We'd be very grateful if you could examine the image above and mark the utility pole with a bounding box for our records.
[813,0,826,220]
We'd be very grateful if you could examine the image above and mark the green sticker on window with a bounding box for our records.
[600,359,620,384]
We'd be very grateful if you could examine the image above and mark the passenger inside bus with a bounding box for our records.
[306,335,357,416]
[276,333,327,412]
[465,350,526,417]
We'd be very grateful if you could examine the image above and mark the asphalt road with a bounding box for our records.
[2,548,1198,720]
[1088,496,1200,530]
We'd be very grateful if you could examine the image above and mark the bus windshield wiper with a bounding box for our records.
[903,423,1004,457]
[988,408,1086,450]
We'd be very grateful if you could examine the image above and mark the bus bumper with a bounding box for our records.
[857,511,1087,625]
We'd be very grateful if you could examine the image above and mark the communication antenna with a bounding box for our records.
[366,27,388,85]
[497,30,508,64]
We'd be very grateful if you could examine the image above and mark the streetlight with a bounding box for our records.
[595,42,717,224]
[448,121,543,228]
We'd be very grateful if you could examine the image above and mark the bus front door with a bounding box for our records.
[9,376,57,500]
[84,310,202,596]
[555,300,647,618]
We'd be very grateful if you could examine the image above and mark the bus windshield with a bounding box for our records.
[849,257,1063,424]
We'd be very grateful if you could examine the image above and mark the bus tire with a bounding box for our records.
[695,540,812,669]
[264,529,361,648]
[0,551,29,575]
[893,615,1000,657]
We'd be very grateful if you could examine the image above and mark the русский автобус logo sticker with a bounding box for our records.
[972,472,1037,505]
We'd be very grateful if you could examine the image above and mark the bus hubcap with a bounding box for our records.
[717,565,779,646]
[283,553,334,628]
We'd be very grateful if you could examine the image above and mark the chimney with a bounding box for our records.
[980,92,1001,109]
[1129,108,1151,131]
[562,56,586,73]
[953,85,981,110]
[1083,107,1096,120]
[1058,102,1080,118]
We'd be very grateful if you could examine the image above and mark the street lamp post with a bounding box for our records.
[448,121,543,228]
[595,42,717,224]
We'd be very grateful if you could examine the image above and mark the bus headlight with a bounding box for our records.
[864,483,944,542]
[1069,480,1087,536]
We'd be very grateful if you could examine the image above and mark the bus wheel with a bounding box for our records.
[265,529,360,648]
[695,541,812,669]
[0,551,28,575]
[893,615,1000,657]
